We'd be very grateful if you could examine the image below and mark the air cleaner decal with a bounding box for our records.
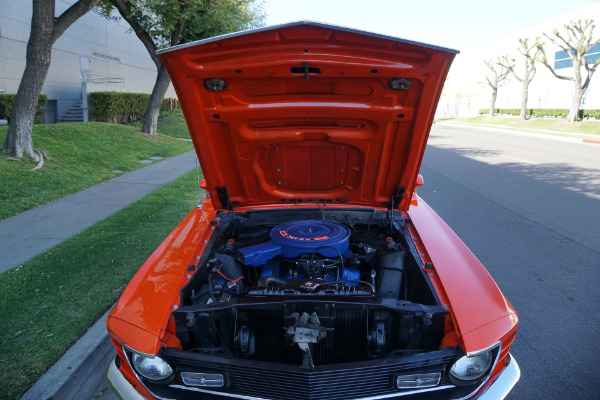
[279,231,329,241]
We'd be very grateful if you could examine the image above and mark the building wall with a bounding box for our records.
[0,0,176,121]
[439,3,600,117]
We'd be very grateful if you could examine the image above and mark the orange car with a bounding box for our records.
[106,21,519,400]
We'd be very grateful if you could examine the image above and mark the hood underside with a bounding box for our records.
[160,21,457,210]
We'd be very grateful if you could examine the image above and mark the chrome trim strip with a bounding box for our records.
[169,385,271,400]
[168,383,455,400]
[123,343,156,359]
[455,342,503,400]
[477,355,520,400]
[157,21,459,55]
[121,345,175,400]
[121,345,147,385]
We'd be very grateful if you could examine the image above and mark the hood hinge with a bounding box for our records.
[216,186,232,211]
[391,187,405,210]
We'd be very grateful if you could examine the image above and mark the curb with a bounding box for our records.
[436,121,600,145]
[583,138,600,145]
[21,307,114,400]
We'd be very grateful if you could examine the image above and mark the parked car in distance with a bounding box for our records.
[106,21,519,400]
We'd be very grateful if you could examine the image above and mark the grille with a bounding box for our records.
[157,349,457,400]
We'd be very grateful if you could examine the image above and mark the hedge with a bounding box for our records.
[478,108,600,119]
[89,92,179,123]
[0,94,48,124]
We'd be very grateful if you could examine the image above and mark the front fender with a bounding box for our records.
[407,198,518,353]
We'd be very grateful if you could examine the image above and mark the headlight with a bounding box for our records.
[449,351,493,385]
[131,353,174,382]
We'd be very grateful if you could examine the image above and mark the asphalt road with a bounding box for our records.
[93,123,600,399]
[420,123,600,399]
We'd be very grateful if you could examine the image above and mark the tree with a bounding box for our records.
[101,0,264,135]
[537,19,600,123]
[502,39,542,121]
[483,57,511,118]
[2,0,100,168]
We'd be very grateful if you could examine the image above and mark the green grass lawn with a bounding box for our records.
[0,117,193,220]
[129,110,191,139]
[157,111,191,138]
[443,116,600,137]
[0,170,201,399]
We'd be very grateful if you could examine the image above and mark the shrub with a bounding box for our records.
[580,109,600,119]
[89,92,178,123]
[0,94,48,124]
[478,108,600,119]
[529,108,569,118]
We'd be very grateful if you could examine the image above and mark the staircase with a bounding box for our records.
[59,101,84,123]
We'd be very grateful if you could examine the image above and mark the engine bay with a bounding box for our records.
[174,208,446,368]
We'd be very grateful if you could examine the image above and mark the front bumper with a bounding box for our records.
[107,357,146,400]
[106,355,520,400]
[477,355,521,400]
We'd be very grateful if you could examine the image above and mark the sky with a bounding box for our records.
[263,0,600,50]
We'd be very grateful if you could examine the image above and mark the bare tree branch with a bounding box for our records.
[539,58,574,80]
[538,19,600,122]
[53,0,100,42]
[536,39,574,81]
[110,0,160,68]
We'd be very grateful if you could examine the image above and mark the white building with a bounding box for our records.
[0,0,176,122]
[440,3,600,117]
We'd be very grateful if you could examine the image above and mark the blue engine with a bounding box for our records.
[237,220,360,283]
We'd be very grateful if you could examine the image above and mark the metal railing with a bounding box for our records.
[82,73,124,84]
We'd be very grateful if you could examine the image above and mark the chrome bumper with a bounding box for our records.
[477,354,520,400]
[107,357,148,400]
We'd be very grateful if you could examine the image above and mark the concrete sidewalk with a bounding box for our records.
[0,149,198,273]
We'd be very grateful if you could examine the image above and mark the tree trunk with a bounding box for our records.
[2,0,99,165]
[2,1,54,161]
[141,63,171,135]
[489,89,497,118]
[519,79,529,121]
[567,86,585,123]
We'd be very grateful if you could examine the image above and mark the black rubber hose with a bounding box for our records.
[256,275,288,287]
[208,273,218,304]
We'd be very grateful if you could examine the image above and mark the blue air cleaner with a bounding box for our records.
[238,220,351,267]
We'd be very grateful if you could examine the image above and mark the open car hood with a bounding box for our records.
[159,21,457,210]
